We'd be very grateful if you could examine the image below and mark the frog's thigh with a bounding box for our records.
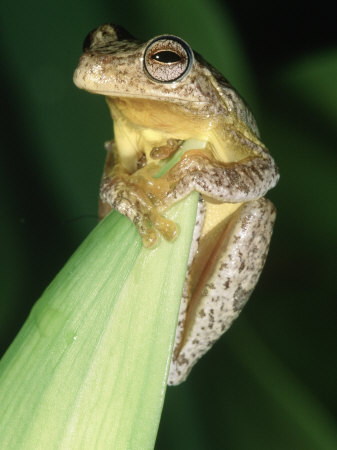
[168,197,276,385]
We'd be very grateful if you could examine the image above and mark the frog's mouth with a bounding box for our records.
[86,89,205,106]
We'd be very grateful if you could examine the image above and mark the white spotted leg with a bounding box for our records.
[168,197,276,385]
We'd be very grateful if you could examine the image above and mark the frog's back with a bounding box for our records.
[195,52,260,137]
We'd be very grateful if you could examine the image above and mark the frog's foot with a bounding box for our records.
[150,138,183,160]
[100,170,178,247]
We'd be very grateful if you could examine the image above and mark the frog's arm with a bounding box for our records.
[165,152,278,204]
[163,135,279,205]
[101,172,178,247]
[99,142,178,247]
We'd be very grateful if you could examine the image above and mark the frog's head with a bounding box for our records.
[73,24,227,109]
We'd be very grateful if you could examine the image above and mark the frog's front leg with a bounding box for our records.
[168,197,276,385]
[99,142,178,247]
[162,147,279,207]
[100,169,178,247]
[154,128,279,210]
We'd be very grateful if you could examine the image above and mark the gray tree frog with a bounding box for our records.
[73,24,279,385]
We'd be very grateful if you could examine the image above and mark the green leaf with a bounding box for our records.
[0,188,199,448]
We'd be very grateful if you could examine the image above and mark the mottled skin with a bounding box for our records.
[73,24,279,385]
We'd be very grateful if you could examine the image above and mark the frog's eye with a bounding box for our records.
[144,36,193,83]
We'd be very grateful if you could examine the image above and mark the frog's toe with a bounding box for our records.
[139,226,159,248]
[138,212,179,248]
[150,139,183,160]
[152,214,179,242]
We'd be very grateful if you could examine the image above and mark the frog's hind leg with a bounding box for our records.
[168,197,276,385]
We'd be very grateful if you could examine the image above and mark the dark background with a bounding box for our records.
[227,0,337,76]
[1,0,336,448]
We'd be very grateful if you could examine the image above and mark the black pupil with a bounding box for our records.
[152,51,181,63]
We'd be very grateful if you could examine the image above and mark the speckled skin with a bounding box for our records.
[74,25,259,130]
[73,24,279,385]
[169,197,276,384]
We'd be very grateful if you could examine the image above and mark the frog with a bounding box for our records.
[73,24,279,385]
